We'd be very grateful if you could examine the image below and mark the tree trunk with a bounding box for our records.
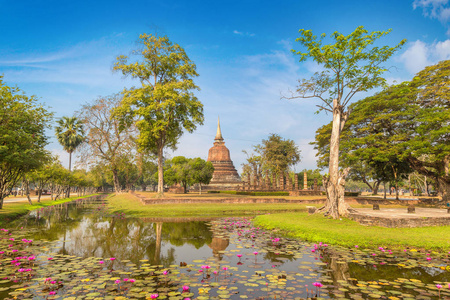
[37,189,42,203]
[112,168,121,194]
[373,181,380,195]
[318,100,351,219]
[67,151,72,198]
[383,182,387,199]
[0,194,4,209]
[157,145,164,197]
[437,177,450,203]
[24,180,32,205]
[199,183,202,195]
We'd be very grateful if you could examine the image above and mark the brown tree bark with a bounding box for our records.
[112,168,121,194]
[157,144,164,197]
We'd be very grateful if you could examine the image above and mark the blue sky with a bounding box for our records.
[1,0,450,173]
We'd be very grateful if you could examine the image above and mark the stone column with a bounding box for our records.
[303,172,307,190]
[314,178,318,191]
[286,175,291,191]
[294,173,299,190]
[280,173,285,191]
[272,173,277,191]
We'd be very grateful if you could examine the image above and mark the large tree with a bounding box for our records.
[288,26,405,218]
[78,94,136,194]
[113,33,204,196]
[0,76,53,208]
[342,61,450,202]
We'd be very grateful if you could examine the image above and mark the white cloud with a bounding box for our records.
[434,39,450,58]
[413,0,450,22]
[233,30,255,37]
[399,39,450,74]
[399,40,430,73]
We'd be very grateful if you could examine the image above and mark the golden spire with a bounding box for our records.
[215,116,224,141]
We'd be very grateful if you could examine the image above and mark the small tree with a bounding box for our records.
[259,134,300,176]
[287,26,405,218]
[113,33,204,197]
[0,76,53,209]
[189,158,214,194]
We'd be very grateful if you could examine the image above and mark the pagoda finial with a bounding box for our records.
[215,116,224,141]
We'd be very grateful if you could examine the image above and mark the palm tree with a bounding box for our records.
[55,116,84,197]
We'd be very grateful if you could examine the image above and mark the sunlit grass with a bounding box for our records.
[107,193,319,217]
[253,212,450,250]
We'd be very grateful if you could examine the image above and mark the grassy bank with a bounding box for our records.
[0,194,100,225]
[107,193,319,217]
[253,212,450,251]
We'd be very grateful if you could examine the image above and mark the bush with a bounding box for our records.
[344,192,360,197]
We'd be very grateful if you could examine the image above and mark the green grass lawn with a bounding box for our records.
[253,212,450,251]
[0,194,99,225]
[107,193,317,217]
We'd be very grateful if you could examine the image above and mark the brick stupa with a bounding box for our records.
[206,118,241,190]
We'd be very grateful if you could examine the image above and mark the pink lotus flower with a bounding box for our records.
[150,294,159,299]
[426,257,432,261]
[313,282,323,288]
[253,251,258,255]
[99,261,104,264]
[237,254,242,258]
[48,257,53,260]
[110,257,116,261]
[49,291,56,295]
[182,285,189,292]
[437,284,442,289]
[115,279,121,284]
[223,267,228,271]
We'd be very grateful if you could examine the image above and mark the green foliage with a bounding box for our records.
[0,76,53,208]
[164,156,214,192]
[292,26,406,111]
[257,133,300,176]
[299,169,323,187]
[339,60,450,200]
[113,33,204,194]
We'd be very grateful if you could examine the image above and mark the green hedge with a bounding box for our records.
[344,192,360,196]
[207,190,289,196]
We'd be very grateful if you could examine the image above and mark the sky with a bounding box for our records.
[1,0,450,173]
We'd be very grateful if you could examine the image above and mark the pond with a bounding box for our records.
[0,196,449,299]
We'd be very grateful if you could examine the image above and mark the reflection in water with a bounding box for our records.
[21,201,217,268]
[8,199,450,299]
